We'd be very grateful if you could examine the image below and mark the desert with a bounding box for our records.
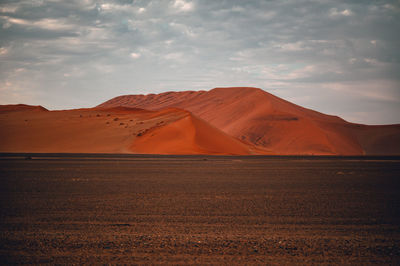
[1,87,400,264]
[1,0,399,264]
[1,154,399,264]
[1,87,399,155]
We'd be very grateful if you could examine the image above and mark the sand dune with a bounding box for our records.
[0,105,255,155]
[2,87,399,155]
[0,104,48,112]
[131,110,255,155]
[99,87,400,155]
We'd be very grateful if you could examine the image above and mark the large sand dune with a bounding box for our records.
[0,105,255,155]
[99,87,400,155]
[1,87,399,155]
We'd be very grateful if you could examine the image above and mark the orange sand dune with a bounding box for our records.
[2,87,399,155]
[99,87,400,155]
[345,123,400,155]
[0,104,48,112]
[131,110,255,155]
[0,105,255,155]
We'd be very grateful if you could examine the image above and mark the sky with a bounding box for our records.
[0,0,399,124]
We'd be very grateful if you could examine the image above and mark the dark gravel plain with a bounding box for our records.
[0,154,399,264]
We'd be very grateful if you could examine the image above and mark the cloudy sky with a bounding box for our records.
[0,0,399,124]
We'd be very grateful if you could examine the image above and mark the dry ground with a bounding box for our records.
[0,154,399,264]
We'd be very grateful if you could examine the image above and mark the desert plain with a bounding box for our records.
[0,154,400,264]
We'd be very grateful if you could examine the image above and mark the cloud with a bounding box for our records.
[173,0,194,12]
[0,0,399,124]
[130,52,141,59]
[0,47,8,55]
[329,8,353,17]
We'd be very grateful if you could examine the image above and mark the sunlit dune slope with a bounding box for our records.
[131,110,254,155]
[0,105,255,155]
[99,87,400,155]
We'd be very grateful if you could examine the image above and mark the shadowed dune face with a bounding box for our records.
[100,87,397,155]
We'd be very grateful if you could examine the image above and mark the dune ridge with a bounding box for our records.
[99,87,400,155]
[0,104,48,112]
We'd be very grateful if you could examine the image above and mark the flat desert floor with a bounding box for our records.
[0,154,399,264]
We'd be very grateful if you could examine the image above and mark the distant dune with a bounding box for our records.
[99,87,400,155]
[1,87,399,155]
[0,104,48,112]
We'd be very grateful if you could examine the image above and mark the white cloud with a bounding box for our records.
[130,52,141,59]
[0,16,75,31]
[0,47,8,55]
[100,3,127,12]
[173,0,194,12]
[330,8,353,17]
[34,18,75,31]
[341,9,353,16]
[0,5,18,13]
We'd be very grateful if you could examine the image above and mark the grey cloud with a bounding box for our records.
[0,0,399,124]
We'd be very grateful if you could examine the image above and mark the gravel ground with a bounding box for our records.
[0,155,399,264]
